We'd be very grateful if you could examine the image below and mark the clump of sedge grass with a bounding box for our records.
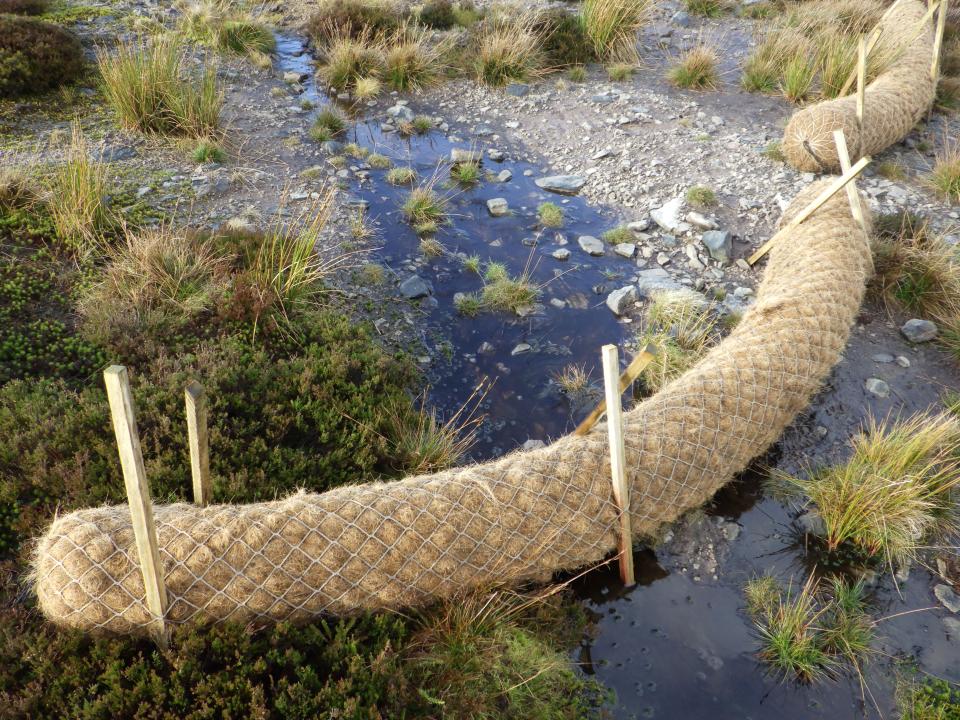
[192,137,225,163]
[686,185,717,207]
[461,255,481,274]
[309,108,348,142]
[383,22,446,91]
[606,63,634,81]
[419,236,444,256]
[343,142,369,158]
[552,362,592,395]
[454,292,482,316]
[602,226,633,244]
[353,75,382,99]
[451,161,481,185]
[762,141,785,162]
[0,166,41,210]
[367,152,392,169]
[97,36,222,138]
[412,115,433,133]
[402,181,448,232]
[779,54,816,102]
[875,160,907,181]
[668,43,720,90]
[318,30,384,91]
[350,206,375,240]
[930,139,960,203]
[685,0,725,18]
[47,122,114,254]
[481,260,540,314]
[474,13,545,86]
[386,166,416,185]
[769,413,960,568]
[579,0,654,62]
[537,202,564,228]
[567,64,587,82]
[178,0,276,59]
[638,290,718,393]
[744,573,873,684]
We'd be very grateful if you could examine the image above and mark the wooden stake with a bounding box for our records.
[932,0,949,81]
[832,130,866,231]
[574,343,657,436]
[600,345,634,587]
[185,381,212,507]
[856,37,867,124]
[840,0,938,97]
[103,366,168,646]
[747,156,871,266]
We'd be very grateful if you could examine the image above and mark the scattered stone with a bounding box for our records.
[511,343,532,356]
[865,378,890,398]
[636,268,683,295]
[656,252,670,266]
[871,353,895,363]
[321,140,344,155]
[506,83,530,97]
[487,198,509,217]
[399,275,432,299]
[478,341,495,355]
[651,196,685,233]
[613,243,636,258]
[387,103,415,122]
[283,71,303,84]
[451,148,483,164]
[551,248,571,261]
[935,584,960,613]
[671,10,691,26]
[606,285,638,315]
[896,355,911,368]
[628,218,652,233]
[578,235,604,256]
[487,148,505,162]
[686,211,717,230]
[701,230,732,264]
[496,169,513,182]
[521,438,545,450]
[901,318,938,342]
[535,175,587,195]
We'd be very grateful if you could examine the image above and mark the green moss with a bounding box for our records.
[899,676,960,719]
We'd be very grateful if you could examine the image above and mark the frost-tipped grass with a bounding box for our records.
[579,0,654,62]
[668,44,720,90]
[97,36,223,138]
[770,413,960,568]
[537,202,564,228]
[47,122,114,253]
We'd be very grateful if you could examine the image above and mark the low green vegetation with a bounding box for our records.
[310,108,348,142]
[462,254,481,273]
[931,141,960,203]
[744,574,874,683]
[770,413,960,568]
[606,62,634,81]
[480,261,539,314]
[97,36,223,138]
[638,290,719,393]
[686,185,717,208]
[367,152,392,169]
[386,166,417,185]
[898,674,960,719]
[668,44,720,90]
[567,64,588,82]
[538,202,564,228]
[179,0,276,63]
[451,160,481,185]
[0,0,48,13]
[383,23,446,91]
[192,137,226,163]
[536,7,595,67]
[685,0,726,18]
[306,0,403,42]
[402,183,448,234]
[0,15,85,97]
[602,226,634,244]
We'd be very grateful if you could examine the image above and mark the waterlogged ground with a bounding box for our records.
[3,1,960,717]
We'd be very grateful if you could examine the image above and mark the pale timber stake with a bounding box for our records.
[600,344,635,587]
[932,0,949,81]
[748,156,871,266]
[574,343,657,437]
[856,37,867,125]
[832,130,866,231]
[185,381,212,506]
[103,366,168,646]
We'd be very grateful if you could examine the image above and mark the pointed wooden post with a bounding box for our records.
[575,343,657,436]
[103,366,168,646]
[185,381,212,507]
[601,344,635,587]
[856,37,867,125]
[932,0,949,81]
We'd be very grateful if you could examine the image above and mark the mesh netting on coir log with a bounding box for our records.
[32,181,874,636]
[782,0,936,173]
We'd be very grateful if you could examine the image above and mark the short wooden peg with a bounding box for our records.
[831,129,866,231]
[103,365,168,646]
[185,381,212,507]
[600,344,635,587]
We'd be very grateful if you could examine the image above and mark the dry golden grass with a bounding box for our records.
[667,43,720,90]
[473,12,545,86]
[579,0,655,62]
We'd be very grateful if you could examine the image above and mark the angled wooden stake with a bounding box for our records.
[104,366,168,647]
[932,0,949,81]
[574,343,657,436]
[600,345,634,587]
[832,130,866,231]
[748,156,871,266]
[856,37,867,124]
[185,381,212,507]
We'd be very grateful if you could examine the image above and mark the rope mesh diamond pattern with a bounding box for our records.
[782,0,936,173]
[32,181,874,636]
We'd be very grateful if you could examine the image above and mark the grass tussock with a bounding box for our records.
[668,43,719,90]
[318,29,385,91]
[178,0,276,60]
[770,413,960,568]
[579,0,654,63]
[686,0,727,18]
[309,108,348,142]
[553,362,592,395]
[386,166,416,185]
[745,574,874,683]
[686,185,717,208]
[931,139,960,203]
[473,13,544,87]
[480,260,540,314]
[537,202,564,228]
[383,22,447,91]
[47,123,114,254]
[637,290,719,393]
[97,36,222,138]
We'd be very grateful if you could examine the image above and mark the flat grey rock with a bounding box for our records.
[606,285,638,315]
[613,243,636,258]
[496,169,512,182]
[578,235,604,256]
[399,275,432,299]
[551,248,571,261]
[451,148,483,164]
[651,196,685,233]
[701,230,732,264]
[535,175,587,195]
[386,104,415,122]
[636,268,683,295]
[865,378,890,398]
[487,198,509,217]
[935,584,960,613]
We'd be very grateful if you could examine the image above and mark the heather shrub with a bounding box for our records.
[0,0,48,13]
[0,15,84,97]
